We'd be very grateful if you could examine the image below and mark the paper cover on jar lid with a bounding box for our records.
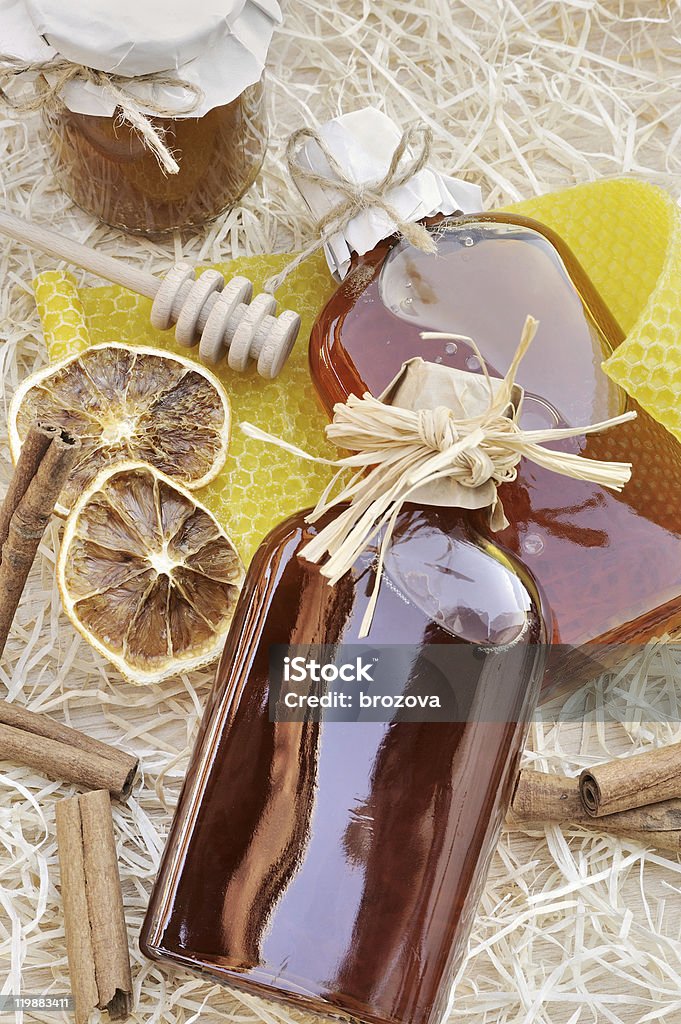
[1,0,280,116]
[24,0,251,74]
[292,107,483,279]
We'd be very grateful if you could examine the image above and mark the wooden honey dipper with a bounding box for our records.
[0,210,302,378]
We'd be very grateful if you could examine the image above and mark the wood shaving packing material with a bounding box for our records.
[1,3,681,1024]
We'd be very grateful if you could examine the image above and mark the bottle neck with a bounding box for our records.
[396,500,485,537]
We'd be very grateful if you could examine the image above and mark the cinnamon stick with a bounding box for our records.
[0,424,55,555]
[579,741,681,817]
[0,427,79,657]
[511,768,590,823]
[0,701,138,799]
[510,768,681,854]
[56,790,132,1024]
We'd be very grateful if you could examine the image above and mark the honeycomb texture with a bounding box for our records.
[34,253,337,564]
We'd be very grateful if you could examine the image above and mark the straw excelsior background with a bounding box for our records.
[2,2,681,1023]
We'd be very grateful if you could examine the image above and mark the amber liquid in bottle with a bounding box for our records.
[310,215,681,647]
[142,506,547,1024]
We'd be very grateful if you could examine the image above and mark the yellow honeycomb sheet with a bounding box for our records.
[33,178,681,561]
[506,179,681,437]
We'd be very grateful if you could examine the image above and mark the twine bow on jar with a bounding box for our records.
[242,316,637,637]
[0,54,203,174]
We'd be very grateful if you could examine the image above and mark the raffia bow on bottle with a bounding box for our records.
[0,55,203,174]
[242,316,637,637]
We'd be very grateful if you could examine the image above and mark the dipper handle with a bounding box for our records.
[0,210,159,298]
[0,211,301,378]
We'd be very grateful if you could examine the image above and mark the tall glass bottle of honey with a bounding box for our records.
[141,354,550,1024]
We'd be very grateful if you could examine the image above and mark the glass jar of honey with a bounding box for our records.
[288,108,681,651]
[43,78,267,235]
[6,0,280,235]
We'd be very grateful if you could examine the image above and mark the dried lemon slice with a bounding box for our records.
[58,462,244,684]
[8,343,231,516]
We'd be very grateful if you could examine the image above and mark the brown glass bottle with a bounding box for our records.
[141,504,547,1024]
[310,215,681,647]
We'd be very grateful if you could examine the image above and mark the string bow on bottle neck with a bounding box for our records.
[263,123,439,294]
[242,316,637,637]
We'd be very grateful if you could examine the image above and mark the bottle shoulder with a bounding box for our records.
[309,211,624,425]
[242,503,548,648]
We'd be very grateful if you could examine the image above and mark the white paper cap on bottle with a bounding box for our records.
[292,107,484,280]
[1,0,280,116]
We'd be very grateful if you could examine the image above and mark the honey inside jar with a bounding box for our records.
[42,78,267,236]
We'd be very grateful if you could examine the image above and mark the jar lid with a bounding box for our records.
[25,0,247,76]
[2,0,280,115]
